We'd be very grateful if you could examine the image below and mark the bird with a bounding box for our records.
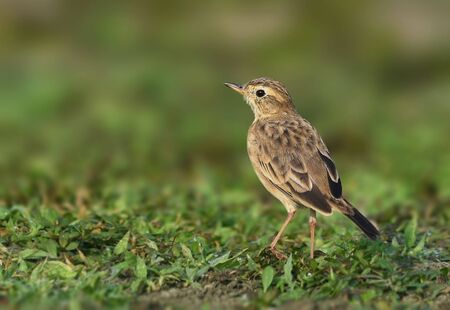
[224,77,379,259]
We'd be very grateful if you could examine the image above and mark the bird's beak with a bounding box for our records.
[224,82,244,94]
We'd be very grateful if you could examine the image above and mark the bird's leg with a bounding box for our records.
[309,210,317,259]
[269,210,296,260]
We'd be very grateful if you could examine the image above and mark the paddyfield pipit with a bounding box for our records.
[225,77,379,259]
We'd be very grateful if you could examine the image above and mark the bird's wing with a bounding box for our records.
[315,136,343,200]
[249,119,334,215]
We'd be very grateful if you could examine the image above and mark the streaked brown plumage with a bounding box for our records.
[225,77,379,259]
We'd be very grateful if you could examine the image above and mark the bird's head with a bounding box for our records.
[225,77,296,118]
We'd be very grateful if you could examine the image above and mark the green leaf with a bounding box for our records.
[246,254,257,271]
[130,279,143,292]
[40,238,58,257]
[180,243,193,261]
[208,251,230,267]
[18,249,35,259]
[411,234,426,255]
[196,266,209,279]
[404,214,417,248]
[283,255,293,287]
[329,267,336,281]
[391,237,400,248]
[114,231,130,255]
[65,241,79,251]
[185,267,196,282]
[30,262,45,282]
[18,259,28,272]
[262,266,275,293]
[111,260,131,277]
[0,208,9,220]
[135,256,147,279]
[19,249,49,260]
[45,261,77,279]
[361,289,377,302]
[59,233,69,248]
[146,239,159,252]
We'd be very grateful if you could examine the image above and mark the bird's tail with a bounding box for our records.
[343,199,380,240]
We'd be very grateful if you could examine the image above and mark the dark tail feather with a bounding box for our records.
[345,207,380,240]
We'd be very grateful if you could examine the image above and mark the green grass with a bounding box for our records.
[1,180,449,309]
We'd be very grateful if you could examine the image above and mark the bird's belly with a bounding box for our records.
[250,160,298,213]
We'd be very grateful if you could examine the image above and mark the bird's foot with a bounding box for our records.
[269,247,287,260]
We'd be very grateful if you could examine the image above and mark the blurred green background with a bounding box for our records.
[0,0,449,214]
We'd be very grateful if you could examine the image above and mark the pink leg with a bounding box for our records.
[309,210,317,259]
[269,210,296,260]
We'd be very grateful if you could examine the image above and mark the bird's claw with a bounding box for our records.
[269,247,287,260]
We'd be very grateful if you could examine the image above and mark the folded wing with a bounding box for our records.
[251,121,333,215]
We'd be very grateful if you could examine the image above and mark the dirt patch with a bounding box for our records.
[278,298,350,310]
[133,267,450,309]
[135,271,258,309]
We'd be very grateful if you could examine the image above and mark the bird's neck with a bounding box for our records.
[253,110,298,122]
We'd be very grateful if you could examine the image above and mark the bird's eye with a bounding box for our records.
[256,89,266,97]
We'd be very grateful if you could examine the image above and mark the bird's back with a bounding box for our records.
[247,114,346,215]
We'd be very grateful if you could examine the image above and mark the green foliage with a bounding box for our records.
[262,266,275,293]
[404,214,418,248]
[283,255,294,289]
[114,231,130,255]
[0,187,447,308]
